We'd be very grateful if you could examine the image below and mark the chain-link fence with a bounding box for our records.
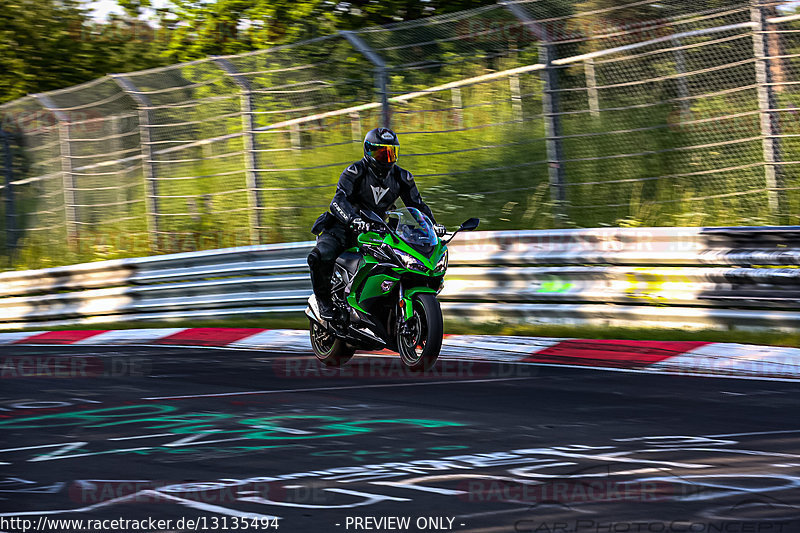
[1,0,797,269]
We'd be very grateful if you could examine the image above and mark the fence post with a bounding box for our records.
[340,31,391,129]
[751,1,783,217]
[214,57,264,245]
[0,129,17,252]
[33,93,78,243]
[350,112,362,142]
[584,59,599,118]
[510,74,523,121]
[290,123,302,150]
[109,114,126,222]
[451,88,463,129]
[502,1,567,224]
[110,74,160,249]
[671,38,691,117]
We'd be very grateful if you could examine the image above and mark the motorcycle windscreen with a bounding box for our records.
[387,207,437,253]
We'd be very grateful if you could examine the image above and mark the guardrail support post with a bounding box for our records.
[0,129,17,253]
[340,31,391,129]
[33,93,78,244]
[502,2,567,225]
[214,57,264,245]
[751,1,784,218]
[111,74,161,250]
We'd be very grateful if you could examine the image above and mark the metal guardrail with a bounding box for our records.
[3,227,800,331]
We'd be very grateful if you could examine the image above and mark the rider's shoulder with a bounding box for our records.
[394,165,414,183]
[342,160,366,178]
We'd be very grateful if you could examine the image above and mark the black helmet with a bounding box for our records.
[363,127,399,177]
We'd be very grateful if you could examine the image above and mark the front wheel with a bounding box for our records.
[397,293,443,371]
[310,320,355,367]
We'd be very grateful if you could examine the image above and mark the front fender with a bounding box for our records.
[401,286,438,320]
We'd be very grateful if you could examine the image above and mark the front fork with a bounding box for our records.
[397,283,413,343]
[398,282,410,322]
[398,283,438,322]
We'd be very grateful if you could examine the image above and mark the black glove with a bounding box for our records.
[434,223,447,237]
[351,217,369,233]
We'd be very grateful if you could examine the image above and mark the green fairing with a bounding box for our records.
[402,286,438,319]
[345,252,371,312]
[359,274,401,301]
[349,231,446,316]
[386,233,446,273]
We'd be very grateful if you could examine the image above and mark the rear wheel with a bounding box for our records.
[397,293,443,372]
[310,320,355,367]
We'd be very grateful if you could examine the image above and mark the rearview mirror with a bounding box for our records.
[460,218,480,231]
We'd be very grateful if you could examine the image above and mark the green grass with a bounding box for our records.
[3,36,798,271]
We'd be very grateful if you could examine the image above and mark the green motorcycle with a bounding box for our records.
[306,207,479,371]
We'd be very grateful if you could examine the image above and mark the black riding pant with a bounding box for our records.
[307,222,350,305]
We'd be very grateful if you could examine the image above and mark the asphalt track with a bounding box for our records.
[0,344,799,533]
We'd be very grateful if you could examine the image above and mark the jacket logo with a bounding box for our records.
[371,185,389,205]
[332,202,348,221]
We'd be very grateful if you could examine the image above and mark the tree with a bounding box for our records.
[0,0,169,104]
[115,0,502,62]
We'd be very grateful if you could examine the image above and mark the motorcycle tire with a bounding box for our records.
[309,320,355,367]
[397,293,443,372]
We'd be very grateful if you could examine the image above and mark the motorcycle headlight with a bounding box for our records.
[434,250,448,273]
[394,249,426,272]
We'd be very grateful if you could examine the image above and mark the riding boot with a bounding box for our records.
[308,225,348,322]
[309,262,335,321]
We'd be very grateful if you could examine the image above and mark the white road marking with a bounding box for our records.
[0,489,280,519]
[0,443,85,454]
[107,433,178,441]
[704,429,800,438]
[142,377,536,400]
[0,332,46,344]
[71,329,186,345]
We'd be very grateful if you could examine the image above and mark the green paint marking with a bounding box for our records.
[5,405,468,461]
[537,276,573,294]
[0,404,177,429]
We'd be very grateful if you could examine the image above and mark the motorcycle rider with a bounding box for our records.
[307,127,445,321]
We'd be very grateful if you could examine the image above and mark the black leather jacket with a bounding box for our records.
[329,159,435,226]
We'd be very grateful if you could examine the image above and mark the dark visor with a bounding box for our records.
[366,143,398,164]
